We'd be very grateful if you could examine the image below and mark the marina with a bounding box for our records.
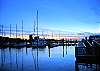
[0,35,100,71]
[0,12,100,70]
[0,0,100,71]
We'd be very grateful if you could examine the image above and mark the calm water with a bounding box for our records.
[0,46,98,71]
[0,46,75,71]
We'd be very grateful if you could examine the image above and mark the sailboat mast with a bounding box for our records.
[34,20,35,36]
[22,20,23,39]
[37,10,38,37]
[36,10,39,70]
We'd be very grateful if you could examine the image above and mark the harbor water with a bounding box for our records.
[0,46,75,71]
[0,46,98,71]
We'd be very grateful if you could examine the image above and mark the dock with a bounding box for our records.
[0,36,78,49]
[75,35,100,70]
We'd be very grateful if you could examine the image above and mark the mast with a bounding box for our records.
[37,10,38,37]
[16,24,17,38]
[36,10,39,70]
[22,20,23,39]
[2,25,3,36]
[10,24,11,38]
[34,20,36,36]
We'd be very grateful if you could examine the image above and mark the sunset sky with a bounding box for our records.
[0,0,100,33]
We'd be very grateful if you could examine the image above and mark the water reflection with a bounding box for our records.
[0,46,74,71]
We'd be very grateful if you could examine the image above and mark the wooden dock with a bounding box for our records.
[75,39,100,64]
[75,38,100,71]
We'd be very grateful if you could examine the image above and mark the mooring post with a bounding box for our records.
[63,39,64,46]
[25,39,27,46]
[66,45,67,55]
[63,44,64,57]
[26,40,28,54]
[48,47,50,57]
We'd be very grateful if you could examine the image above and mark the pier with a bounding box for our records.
[0,36,78,48]
[75,35,100,71]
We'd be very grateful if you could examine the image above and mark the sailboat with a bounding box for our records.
[30,10,47,47]
[32,36,47,47]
